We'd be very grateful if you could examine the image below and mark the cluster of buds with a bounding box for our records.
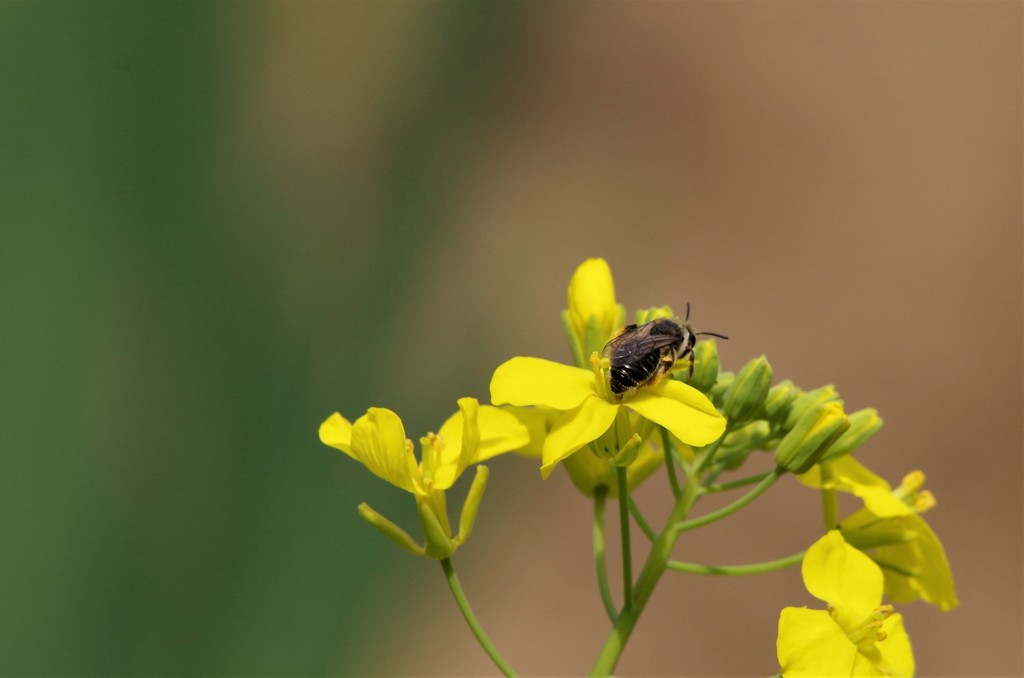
[680,344,883,476]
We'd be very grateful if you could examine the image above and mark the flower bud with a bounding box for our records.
[563,439,664,498]
[358,502,425,557]
[683,339,720,393]
[783,385,840,430]
[819,408,883,463]
[761,379,801,423]
[635,305,675,325]
[564,259,626,366]
[717,420,770,469]
[418,499,455,560]
[775,402,851,474]
[454,465,489,547]
[722,355,773,423]
[720,420,770,453]
[611,433,643,467]
[709,371,734,408]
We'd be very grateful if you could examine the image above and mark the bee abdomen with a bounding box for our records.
[609,351,662,394]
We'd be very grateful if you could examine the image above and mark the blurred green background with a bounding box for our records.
[1,2,1020,676]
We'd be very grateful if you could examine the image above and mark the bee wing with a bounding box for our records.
[603,323,681,360]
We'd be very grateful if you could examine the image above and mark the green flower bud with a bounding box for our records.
[358,502,426,557]
[783,385,840,431]
[761,379,801,423]
[683,339,720,393]
[819,408,884,463]
[454,465,489,548]
[635,305,675,325]
[717,420,771,469]
[709,371,734,408]
[722,355,773,423]
[775,402,851,474]
[563,308,625,370]
[611,433,643,467]
[418,499,455,560]
[563,440,664,498]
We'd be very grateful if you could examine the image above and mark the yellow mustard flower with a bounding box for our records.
[319,397,529,558]
[490,356,725,478]
[799,458,958,611]
[508,256,723,478]
[777,530,915,678]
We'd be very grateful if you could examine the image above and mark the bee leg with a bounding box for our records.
[649,353,677,386]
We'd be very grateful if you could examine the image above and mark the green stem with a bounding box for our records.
[593,488,618,622]
[703,469,773,493]
[668,550,805,575]
[590,433,733,676]
[616,466,633,611]
[701,465,725,488]
[661,427,683,499]
[441,558,517,678]
[676,467,785,533]
[820,461,839,530]
[672,445,694,476]
[693,427,728,476]
[628,495,657,541]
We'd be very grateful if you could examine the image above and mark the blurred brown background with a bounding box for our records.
[1,1,1019,676]
[326,3,1021,676]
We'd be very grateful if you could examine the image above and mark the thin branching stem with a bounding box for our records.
[441,558,517,677]
[593,488,618,622]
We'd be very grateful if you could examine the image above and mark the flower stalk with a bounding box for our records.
[441,558,518,678]
[593,488,618,622]
[668,550,805,576]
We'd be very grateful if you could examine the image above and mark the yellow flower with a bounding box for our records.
[490,356,725,478]
[799,458,958,611]
[563,258,625,365]
[777,530,915,678]
[319,397,529,558]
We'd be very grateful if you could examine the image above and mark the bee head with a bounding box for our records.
[682,302,727,358]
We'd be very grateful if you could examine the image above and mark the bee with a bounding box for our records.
[603,303,727,396]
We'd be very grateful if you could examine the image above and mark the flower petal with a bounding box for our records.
[472,405,531,463]
[626,380,725,447]
[800,456,911,518]
[432,400,476,491]
[503,406,551,459]
[802,531,883,626]
[847,510,959,612]
[877,613,916,678]
[540,397,618,479]
[319,412,354,456]
[777,607,858,678]
[490,357,597,410]
[434,400,530,490]
[350,407,419,494]
[850,653,889,677]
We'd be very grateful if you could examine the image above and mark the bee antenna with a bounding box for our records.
[697,331,729,340]
[685,301,691,322]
